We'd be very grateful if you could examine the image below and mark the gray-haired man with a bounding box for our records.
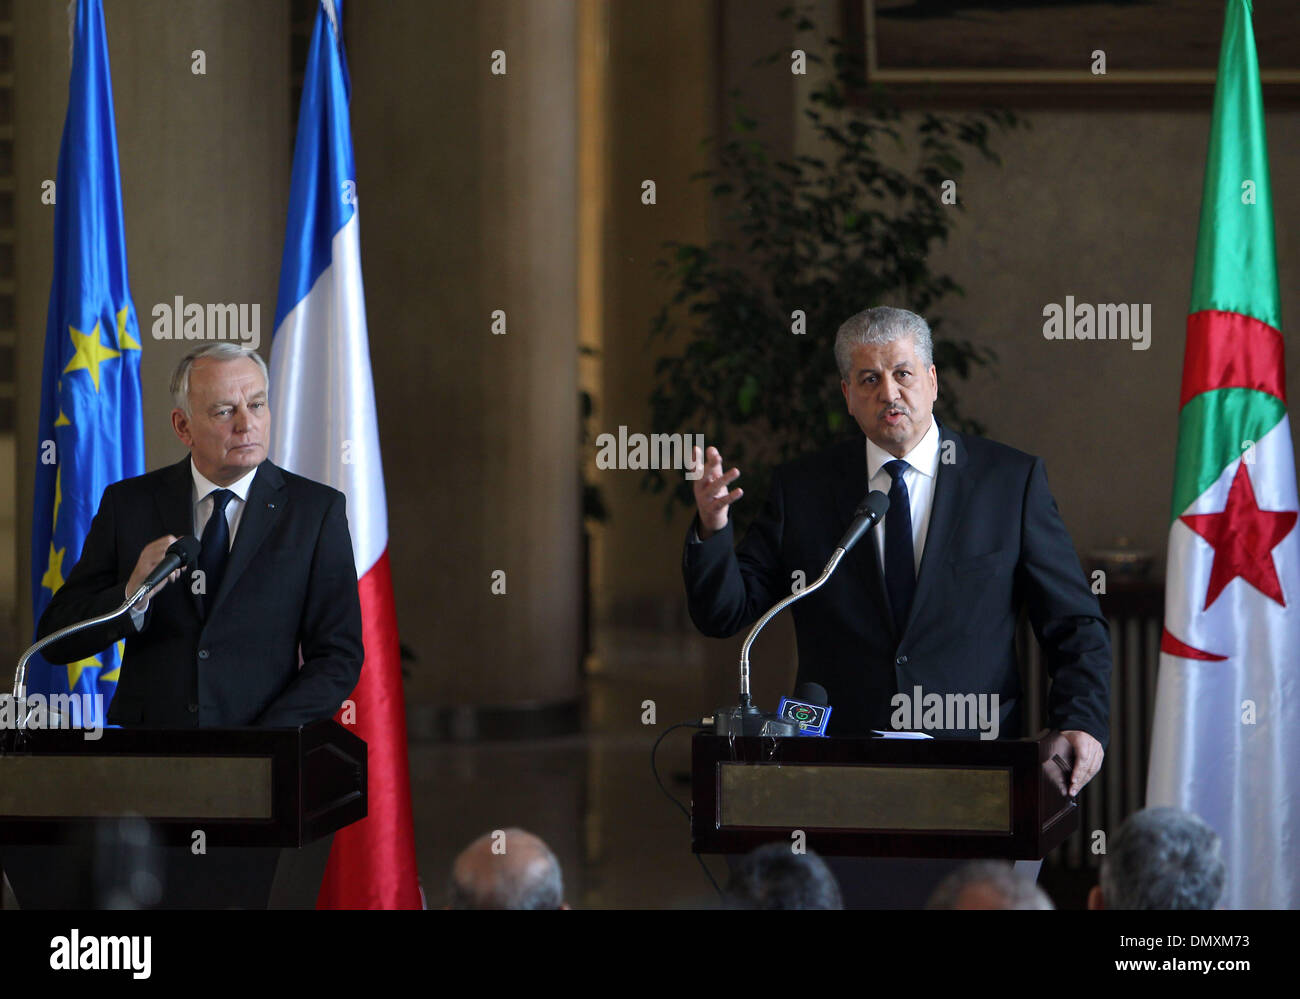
[684,306,1111,905]
[1089,807,1226,909]
[38,342,363,728]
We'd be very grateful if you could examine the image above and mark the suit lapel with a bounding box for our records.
[901,423,971,636]
[831,440,895,638]
[153,457,204,620]
[207,461,286,617]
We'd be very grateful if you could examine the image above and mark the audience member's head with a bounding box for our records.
[927,861,1055,910]
[448,827,566,910]
[1090,807,1225,910]
[724,843,843,909]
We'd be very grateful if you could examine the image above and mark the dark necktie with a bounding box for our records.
[883,459,915,636]
[198,489,234,614]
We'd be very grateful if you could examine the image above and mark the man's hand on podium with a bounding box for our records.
[1061,729,1103,797]
[691,445,743,541]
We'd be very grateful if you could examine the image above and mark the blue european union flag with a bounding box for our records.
[29,0,144,727]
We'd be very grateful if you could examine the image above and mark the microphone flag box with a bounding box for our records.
[777,698,831,737]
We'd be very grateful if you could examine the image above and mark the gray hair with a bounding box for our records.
[1099,807,1225,910]
[448,828,565,910]
[834,306,933,381]
[724,843,843,910]
[926,860,1055,910]
[170,343,269,415]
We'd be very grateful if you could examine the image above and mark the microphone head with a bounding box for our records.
[168,535,202,569]
[858,489,890,522]
[794,682,828,706]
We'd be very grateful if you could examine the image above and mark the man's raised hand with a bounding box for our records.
[691,445,743,540]
[125,534,181,610]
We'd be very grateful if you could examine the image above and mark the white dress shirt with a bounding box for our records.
[866,417,941,576]
[191,462,258,544]
[129,460,259,622]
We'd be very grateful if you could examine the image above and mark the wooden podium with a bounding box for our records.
[692,730,1077,860]
[0,720,365,909]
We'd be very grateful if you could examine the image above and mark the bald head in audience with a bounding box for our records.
[448,828,567,910]
[927,861,1055,910]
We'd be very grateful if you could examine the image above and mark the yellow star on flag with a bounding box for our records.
[116,306,141,351]
[63,319,121,392]
[67,655,102,690]
[101,640,125,683]
[40,543,66,593]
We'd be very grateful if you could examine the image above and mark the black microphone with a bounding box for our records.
[794,682,828,705]
[138,535,201,594]
[836,490,890,555]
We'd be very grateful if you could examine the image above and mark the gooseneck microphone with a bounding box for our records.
[837,490,892,555]
[8,536,201,723]
[716,490,889,737]
[135,535,201,597]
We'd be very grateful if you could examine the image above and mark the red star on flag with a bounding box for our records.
[1180,461,1297,610]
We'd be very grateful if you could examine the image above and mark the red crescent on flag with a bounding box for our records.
[1160,626,1228,661]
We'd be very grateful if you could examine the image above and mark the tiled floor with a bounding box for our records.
[411,625,746,909]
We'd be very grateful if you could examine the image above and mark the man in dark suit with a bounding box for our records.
[683,306,1109,796]
[38,342,363,728]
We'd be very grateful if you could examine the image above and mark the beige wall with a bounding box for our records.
[349,0,582,710]
[922,106,1300,562]
[592,0,718,629]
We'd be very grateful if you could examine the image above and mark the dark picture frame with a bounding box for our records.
[843,0,1300,109]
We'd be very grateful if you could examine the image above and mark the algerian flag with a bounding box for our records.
[1147,0,1300,909]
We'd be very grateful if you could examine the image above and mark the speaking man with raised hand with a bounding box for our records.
[683,306,1110,796]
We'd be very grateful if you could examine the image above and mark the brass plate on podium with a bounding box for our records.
[719,763,1011,832]
[692,733,1079,858]
[0,755,273,819]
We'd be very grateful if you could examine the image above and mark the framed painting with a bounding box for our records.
[843,0,1300,108]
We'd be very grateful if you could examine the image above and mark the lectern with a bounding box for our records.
[692,731,1077,859]
[0,720,365,909]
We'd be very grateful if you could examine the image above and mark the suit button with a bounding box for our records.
[896,655,908,665]
[187,703,199,713]
[198,650,209,660]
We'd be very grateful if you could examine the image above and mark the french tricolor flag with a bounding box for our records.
[270,0,421,909]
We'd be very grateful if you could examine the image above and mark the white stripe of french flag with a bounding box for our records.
[269,0,422,909]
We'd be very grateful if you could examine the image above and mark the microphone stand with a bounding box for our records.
[715,488,888,738]
[4,585,151,743]
[719,548,849,738]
